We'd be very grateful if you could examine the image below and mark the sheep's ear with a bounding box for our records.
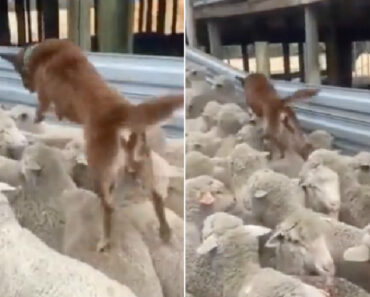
[244,225,271,237]
[197,234,218,255]
[76,153,88,165]
[199,191,215,206]
[343,245,370,262]
[0,182,16,193]
[265,231,283,248]
[254,190,268,199]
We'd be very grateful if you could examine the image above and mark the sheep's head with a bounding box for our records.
[216,104,249,137]
[0,112,28,159]
[186,176,236,221]
[186,132,221,157]
[202,101,222,129]
[63,139,87,169]
[197,212,271,258]
[244,169,305,219]
[343,225,370,262]
[266,209,335,277]
[186,151,213,179]
[299,164,340,219]
[307,130,334,150]
[353,152,370,185]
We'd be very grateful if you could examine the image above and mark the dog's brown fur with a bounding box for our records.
[1,39,183,251]
[240,73,319,160]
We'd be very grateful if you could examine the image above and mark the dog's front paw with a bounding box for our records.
[96,237,110,252]
[159,224,172,243]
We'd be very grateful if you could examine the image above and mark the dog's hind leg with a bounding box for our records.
[95,178,115,252]
[152,190,171,242]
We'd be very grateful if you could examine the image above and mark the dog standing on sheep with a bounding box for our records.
[1,39,183,251]
[238,73,319,160]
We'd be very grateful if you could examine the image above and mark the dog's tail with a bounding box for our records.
[108,94,183,130]
[283,89,319,105]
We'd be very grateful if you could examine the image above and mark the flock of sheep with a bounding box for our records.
[185,67,370,297]
[0,104,184,297]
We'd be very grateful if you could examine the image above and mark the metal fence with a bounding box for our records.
[0,46,184,138]
[187,46,370,154]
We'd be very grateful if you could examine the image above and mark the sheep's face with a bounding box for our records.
[202,101,221,130]
[186,132,220,157]
[300,165,340,219]
[186,176,236,215]
[266,212,335,277]
[0,115,28,159]
[353,152,370,185]
[63,139,87,168]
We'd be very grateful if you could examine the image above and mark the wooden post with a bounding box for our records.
[304,5,320,84]
[36,0,43,41]
[186,0,197,47]
[298,42,305,82]
[68,0,91,50]
[327,39,352,87]
[0,0,10,45]
[283,43,291,80]
[42,0,59,39]
[15,0,26,45]
[146,0,153,32]
[97,0,134,53]
[241,44,249,72]
[255,41,270,76]
[207,20,222,59]
[172,0,179,34]
[157,0,166,34]
[25,0,32,43]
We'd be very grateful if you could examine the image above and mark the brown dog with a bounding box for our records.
[239,73,319,160]
[1,39,183,251]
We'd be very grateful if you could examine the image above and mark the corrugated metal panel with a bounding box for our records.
[186,46,370,154]
[0,47,184,138]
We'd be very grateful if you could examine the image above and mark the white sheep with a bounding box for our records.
[61,189,164,297]
[299,163,341,219]
[186,151,214,179]
[244,169,305,227]
[0,184,137,297]
[186,117,208,133]
[228,144,269,209]
[266,208,369,287]
[201,101,222,130]
[305,149,370,227]
[307,130,334,150]
[215,103,249,137]
[0,155,23,186]
[186,175,236,231]
[197,212,328,297]
[122,200,184,297]
[0,108,28,159]
[186,131,221,157]
[13,143,76,251]
[353,151,370,185]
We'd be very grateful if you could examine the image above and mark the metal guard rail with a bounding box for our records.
[186,46,370,154]
[0,47,184,138]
